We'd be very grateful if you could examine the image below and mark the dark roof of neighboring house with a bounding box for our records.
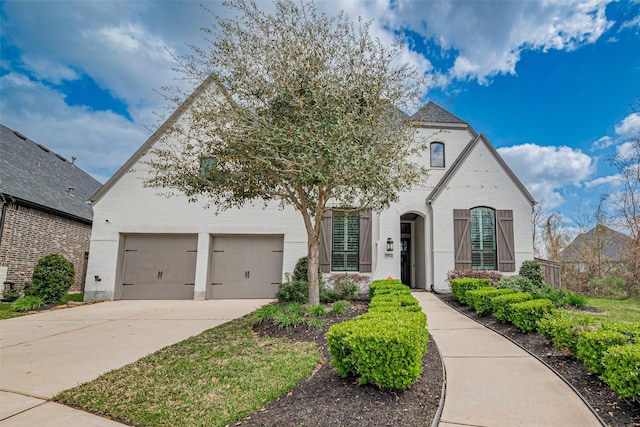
[0,124,102,223]
[561,224,633,262]
[412,102,467,124]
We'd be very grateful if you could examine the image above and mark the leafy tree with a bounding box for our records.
[145,0,429,304]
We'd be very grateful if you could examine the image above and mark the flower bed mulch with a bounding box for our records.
[240,299,444,427]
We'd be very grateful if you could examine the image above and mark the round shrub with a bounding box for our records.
[519,260,544,288]
[497,275,535,293]
[275,279,309,304]
[25,254,75,304]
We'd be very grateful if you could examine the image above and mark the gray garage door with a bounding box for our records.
[209,235,283,299]
[120,234,197,300]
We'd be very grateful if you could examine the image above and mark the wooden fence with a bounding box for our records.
[535,257,561,288]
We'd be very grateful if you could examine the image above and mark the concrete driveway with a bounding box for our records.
[0,299,271,426]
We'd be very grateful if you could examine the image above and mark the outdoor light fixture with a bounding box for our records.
[386,238,394,252]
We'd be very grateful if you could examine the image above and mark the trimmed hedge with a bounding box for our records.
[466,288,515,315]
[510,299,555,333]
[600,322,640,341]
[576,330,628,374]
[449,278,491,305]
[537,309,597,356]
[327,280,428,390]
[601,344,640,399]
[491,292,533,323]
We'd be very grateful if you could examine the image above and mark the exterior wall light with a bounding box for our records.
[386,238,394,252]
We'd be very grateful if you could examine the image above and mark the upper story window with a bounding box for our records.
[470,207,497,270]
[430,142,445,168]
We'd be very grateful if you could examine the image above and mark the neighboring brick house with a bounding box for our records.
[0,124,102,295]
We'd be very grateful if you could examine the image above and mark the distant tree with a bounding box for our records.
[543,211,569,261]
[144,0,429,304]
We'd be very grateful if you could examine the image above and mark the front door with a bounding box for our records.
[400,222,411,286]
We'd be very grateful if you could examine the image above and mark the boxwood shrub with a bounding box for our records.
[491,292,532,323]
[537,309,597,356]
[576,330,628,374]
[510,299,555,333]
[601,343,640,399]
[449,278,491,305]
[466,288,515,315]
[327,279,428,390]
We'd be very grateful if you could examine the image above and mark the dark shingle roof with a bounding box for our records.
[0,124,102,222]
[412,102,467,124]
[561,224,633,262]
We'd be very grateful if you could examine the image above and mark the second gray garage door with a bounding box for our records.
[120,234,197,300]
[209,235,283,299]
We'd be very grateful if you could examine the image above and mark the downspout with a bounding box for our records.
[0,202,8,245]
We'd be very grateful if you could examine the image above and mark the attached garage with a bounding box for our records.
[208,235,284,299]
[119,234,197,300]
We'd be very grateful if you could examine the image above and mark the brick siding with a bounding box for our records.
[0,202,92,293]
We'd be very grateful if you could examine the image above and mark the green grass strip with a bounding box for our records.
[54,317,320,427]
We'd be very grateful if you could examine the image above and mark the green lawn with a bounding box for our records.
[584,297,640,323]
[54,316,321,427]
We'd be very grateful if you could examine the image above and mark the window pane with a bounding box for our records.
[332,212,359,271]
[470,207,497,270]
[431,142,445,167]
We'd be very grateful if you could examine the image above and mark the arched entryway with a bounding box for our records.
[400,212,426,289]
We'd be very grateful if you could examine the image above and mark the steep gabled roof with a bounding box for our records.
[0,124,102,222]
[412,102,467,125]
[426,133,536,206]
[91,75,218,204]
[561,224,633,262]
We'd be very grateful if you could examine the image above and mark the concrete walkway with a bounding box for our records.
[0,299,271,426]
[413,292,602,427]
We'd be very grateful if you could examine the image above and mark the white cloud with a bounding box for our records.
[614,112,640,139]
[498,143,595,208]
[591,135,615,150]
[21,55,80,83]
[585,174,623,188]
[620,15,640,30]
[0,72,148,183]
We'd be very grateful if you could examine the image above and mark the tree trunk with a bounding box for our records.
[307,232,321,305]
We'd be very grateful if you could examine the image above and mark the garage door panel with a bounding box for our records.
[120,234,197,300]
[209,235,283,299]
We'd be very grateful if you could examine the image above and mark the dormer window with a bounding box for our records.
[430,142,445,168]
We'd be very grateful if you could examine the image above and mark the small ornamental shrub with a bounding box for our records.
[519,260,544,288]
[465,288,515,315]
[327,273,370,296]
[492,292,533,323]
[447,269,502,286]
[562,291,587,308]
[449,278,491,305]
[272,310,305,329]
[510,299,555,333]
[331,300,350,314]
[327,279,428,390]
[537,309,597,355]
[601,344,640,399]
[497,275,537,294]
[275,279,309,304]
[576,330,628,374]
[25,254,75,304]
[327,312,428,390]
[369,279,405,299]
[319,285,342,303]
[11,296,44,312]
[601,322,640,341]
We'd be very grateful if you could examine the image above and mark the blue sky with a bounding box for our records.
[1,0,639,241]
